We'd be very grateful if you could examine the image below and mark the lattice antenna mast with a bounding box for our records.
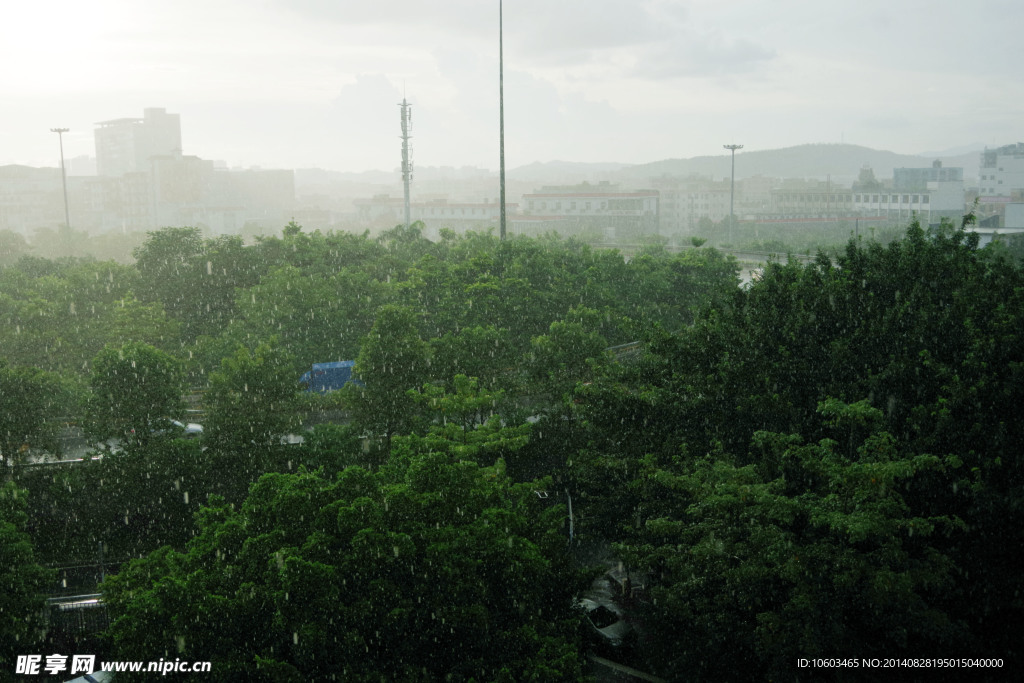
[400,98,413,230]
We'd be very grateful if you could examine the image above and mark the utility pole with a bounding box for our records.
[399,98,413,230]
[499,0,506,240]
[723,144,743,245]
[51,128,71,230]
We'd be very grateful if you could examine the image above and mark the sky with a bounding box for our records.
[1,0,1021,173]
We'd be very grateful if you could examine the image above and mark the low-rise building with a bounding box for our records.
[353,195,516,236]
[519,182,659,240]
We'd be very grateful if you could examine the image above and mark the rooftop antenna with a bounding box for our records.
[399,96,413,230]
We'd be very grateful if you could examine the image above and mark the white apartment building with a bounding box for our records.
[979,143,1024,197]
[520,182,659,239]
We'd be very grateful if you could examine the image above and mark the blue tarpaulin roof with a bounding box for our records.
[300,361,360,393]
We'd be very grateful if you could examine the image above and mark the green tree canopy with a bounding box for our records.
[614,401,965,680]
[344,305,431,446]
[102,422,586,682]
[204,342,301,452]
[85,342,186,448]
[0,483,52,674]
[573,219,1024,674]
[0,360,75,465]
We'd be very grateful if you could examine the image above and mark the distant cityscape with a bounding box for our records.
[2,107,1022,245]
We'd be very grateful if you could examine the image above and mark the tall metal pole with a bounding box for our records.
[723,144,742,245]
[499,0,506,240]
[400,99,413,230]
[51,128,71,229]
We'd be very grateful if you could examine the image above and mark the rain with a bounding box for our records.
[1,1,1022,681]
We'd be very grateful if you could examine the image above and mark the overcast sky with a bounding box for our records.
[2,0,1020,173]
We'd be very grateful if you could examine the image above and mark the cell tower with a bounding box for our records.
[399,98,413,230]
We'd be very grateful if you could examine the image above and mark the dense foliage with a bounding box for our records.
[102,421,586,682]
[0,483,52,678]
[573,219,1024,679]
[4,218,1021,681]
[85,342,186,448]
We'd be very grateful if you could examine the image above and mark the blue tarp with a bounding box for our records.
[299,361,361,393]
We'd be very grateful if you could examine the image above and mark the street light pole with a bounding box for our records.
[51,128,71,230]
[723,143,742,245]
[499,0,506,240]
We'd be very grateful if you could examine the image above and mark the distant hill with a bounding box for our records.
[613,144,981,185]
[508,160,634,183]
[292,143,987,194]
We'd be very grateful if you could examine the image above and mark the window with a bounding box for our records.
[922,195,929,203]
[912,195,918,204]
[570,201,576,210]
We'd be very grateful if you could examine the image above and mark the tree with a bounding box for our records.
[525,307,608,405]
[573,219,1024,671]
[429,325,517,393]
[102,422,586,681]
[0,257,177,376]
[20,438,209,566]
[0,229,30,267]
[132,227,204,308]
[204,342,300,451]
[615,401,965,680]
[344,305,431,447]
[409,374,519,443]
[0,483,52,674]
[134,228,264,341]
[0,360,74,466]
[230,264,388,373]
[85,342,186,449]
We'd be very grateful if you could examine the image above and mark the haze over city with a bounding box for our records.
[2,0,1021,173]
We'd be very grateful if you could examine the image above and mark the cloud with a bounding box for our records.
[271,0,487,35]
[635,35,777,79]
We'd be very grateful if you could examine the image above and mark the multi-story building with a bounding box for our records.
[519,182,659,240]
[0,165,66,232]
[1,107,295,236]
[649,175,729,232]
[95,108,182,177]
[770,179,854,216]
[852,161,964,222]
[893,161,963,191]
[979,143,1024,197]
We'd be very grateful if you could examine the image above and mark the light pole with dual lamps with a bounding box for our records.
[723,143,743,245]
